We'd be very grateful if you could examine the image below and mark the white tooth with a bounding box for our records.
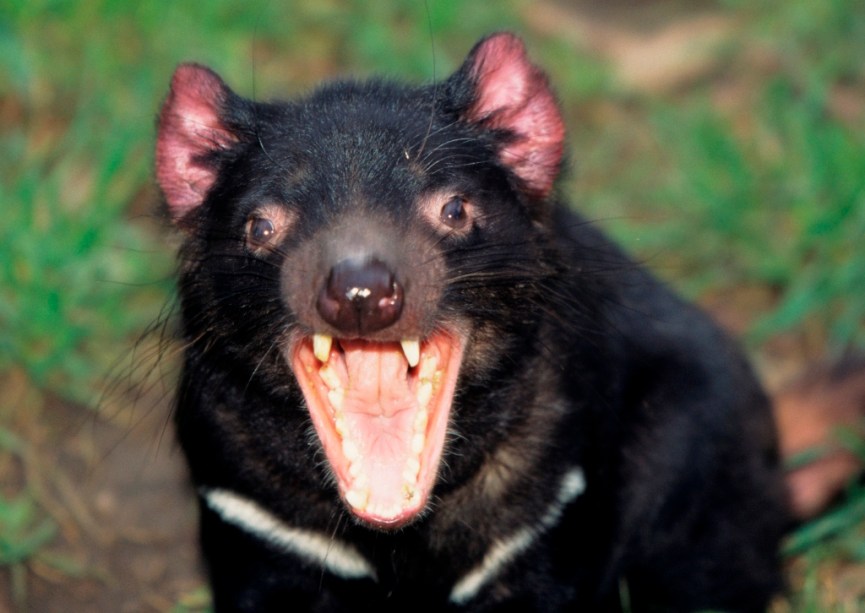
[403,485,420,505]
[343,439,361,463]
[411,433,425,455]
[413,406,429,432]
[313,333,333,363]
[349,462,362,478]
[416,382,433,411]
[419,355,438,380]
[371,503,397,518]
[335,414,347,437]
[345,488,368,510]
[327,388,345,411]
[403,457,420,483]
[320,364,341,389]
[401,338,420,368]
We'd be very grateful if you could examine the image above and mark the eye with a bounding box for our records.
[244,204,296,253]
[247,216,276,246]
[248,217,276,245]
[440,196,469,230]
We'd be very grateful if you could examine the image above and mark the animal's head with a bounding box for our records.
[156,33,566,528]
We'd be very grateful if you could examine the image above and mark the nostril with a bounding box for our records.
[316,258,404,334]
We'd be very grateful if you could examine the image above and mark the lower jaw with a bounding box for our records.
[347,497,426,529]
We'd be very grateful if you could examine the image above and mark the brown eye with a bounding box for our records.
[247,216,276,246]
[244,204,295,254]
[441,196,469,230]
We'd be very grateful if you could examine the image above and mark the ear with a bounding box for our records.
[459,33,565,199]
[156,64,240,221]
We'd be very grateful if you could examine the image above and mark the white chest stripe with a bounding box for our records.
[449,466,587,605]
[202,488,377,581]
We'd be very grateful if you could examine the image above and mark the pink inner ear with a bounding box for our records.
[156,64,238,220]
[466,34,565,199]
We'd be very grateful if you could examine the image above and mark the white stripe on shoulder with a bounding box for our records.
[449,466,586,605]
[202,488,376,581]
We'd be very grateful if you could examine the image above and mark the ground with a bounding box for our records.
[0,370,202,612]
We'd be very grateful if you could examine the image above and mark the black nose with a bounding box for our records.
[316,258,404,335]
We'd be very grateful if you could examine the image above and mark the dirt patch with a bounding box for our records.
[524,0,735,94]
[0,381,204,613]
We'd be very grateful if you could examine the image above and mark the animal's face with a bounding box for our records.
[156,33,565,528]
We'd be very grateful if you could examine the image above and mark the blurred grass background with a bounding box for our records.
[1,0,864,610]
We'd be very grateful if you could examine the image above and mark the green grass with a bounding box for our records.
[641,79,865,350]
[571,0,865,354]
[0,428,56,610]
[1,0,864,609]
[0,489,56,609]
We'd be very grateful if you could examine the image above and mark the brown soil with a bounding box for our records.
[0,377,203,613]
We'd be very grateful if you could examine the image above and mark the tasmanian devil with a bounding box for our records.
[155,33,790,611]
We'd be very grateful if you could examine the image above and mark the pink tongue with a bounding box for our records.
[339,341,420,515]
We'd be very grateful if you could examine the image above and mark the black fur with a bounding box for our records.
[158,34,788,612]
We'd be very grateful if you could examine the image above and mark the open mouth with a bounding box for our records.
[289,330,463,528]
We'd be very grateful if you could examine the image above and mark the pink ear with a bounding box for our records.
[156,64,239,221]
[465,34,565,199]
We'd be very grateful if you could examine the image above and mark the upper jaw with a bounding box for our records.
[287,329,464,529]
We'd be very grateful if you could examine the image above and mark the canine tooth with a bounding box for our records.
[313,333,333,363]
[345,488,368,510]
[411,433,425,454]
[401,338,420,368]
